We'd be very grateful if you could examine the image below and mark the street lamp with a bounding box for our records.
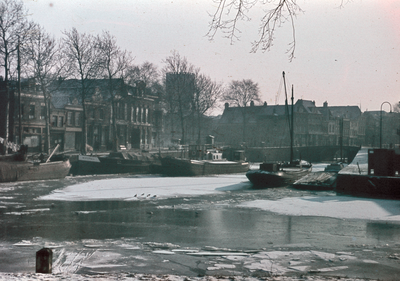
[380,101,392,149]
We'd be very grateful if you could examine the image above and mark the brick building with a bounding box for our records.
[216,100,365,148]
[1,78,160,153]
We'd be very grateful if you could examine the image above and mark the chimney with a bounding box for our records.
[224,102,229,109]
[323,101,328,108]
[250,101,255,107]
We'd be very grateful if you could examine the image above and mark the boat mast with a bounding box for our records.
[282,71,294,164]
[290,85,294,164]
[282,71,291,139]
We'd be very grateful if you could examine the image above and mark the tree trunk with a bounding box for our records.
[45,98,51,154]
[81,103,87,155]
[178,96,185,144]
[3,51,9,155]
[111,98,118,152]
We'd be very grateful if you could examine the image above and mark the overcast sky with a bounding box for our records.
[23,0,400,113]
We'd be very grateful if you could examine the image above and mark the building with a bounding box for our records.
[216,100,365,148]
[0,78,160,154]
[363,110,400,148]
[51,78,160,152]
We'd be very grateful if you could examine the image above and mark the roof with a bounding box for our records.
[219,99,320,124]
[324,106,361,119]
[220,100,362,124]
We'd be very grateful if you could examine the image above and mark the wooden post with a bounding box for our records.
[36,248,52,273]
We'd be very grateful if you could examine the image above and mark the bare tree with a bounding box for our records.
[394,101,400,113]
[223,79,261,143]
[163,50,195,144]
[62,27,103,154]
[193,72,222,143]
[126,61,160,90]
[207,0,302,61]
[223,79,261,107]
[25,26,70,154]
[97,30,133,151]
[0,0,36,154]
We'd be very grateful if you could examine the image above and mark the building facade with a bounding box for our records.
[216,100,366,148]
[1,78,160,153]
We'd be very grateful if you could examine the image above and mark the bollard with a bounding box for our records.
[36,248,52,273]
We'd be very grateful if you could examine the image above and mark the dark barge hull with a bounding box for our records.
[0,160,71,182]
[336,174,400,199]
[69,154,154,176]
[160,157,249,176]
[246,167,311,188]
[335,148,400,199]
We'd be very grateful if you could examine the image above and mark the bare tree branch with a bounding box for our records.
[208,0,302,61]
[62,27,104,154]
[25,25,69,153]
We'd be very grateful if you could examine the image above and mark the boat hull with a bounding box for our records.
[69,155,153,176]
[0,160,71,182]
[160,157,250,176]
[336,174,400,199]
[246,167,311,188]
[98,157,152,174]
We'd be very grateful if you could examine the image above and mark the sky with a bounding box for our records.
[22,0,400,114]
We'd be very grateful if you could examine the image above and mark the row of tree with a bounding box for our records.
[0,0,262,154]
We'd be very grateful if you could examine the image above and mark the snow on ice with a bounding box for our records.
[39,174,400,222]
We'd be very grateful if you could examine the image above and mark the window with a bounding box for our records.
[124,104,127,120]
[67,112,73,126]
[116,103,120,119]
[130,106,134,122]
[40,106,46,119]
[58,116,64,127]
[89,107,94,119]
[99,109,104,120]
[29,105,35,119]
[75,112,81,126]
[52,116,58,127]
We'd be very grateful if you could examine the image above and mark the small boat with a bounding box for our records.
[291,171,337,191]
[324,162,345,172]
[69,151,156,176]
[246,160,312,188]
[160,147,249,176]
[98,151,154,174]
[0,145,71,182]
[291,162,344,191]
[68,154,102,176]
[246,72,311,188]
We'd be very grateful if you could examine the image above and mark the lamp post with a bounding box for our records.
[380,101,392,149]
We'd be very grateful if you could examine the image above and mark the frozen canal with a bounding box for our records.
[0,168,399,280]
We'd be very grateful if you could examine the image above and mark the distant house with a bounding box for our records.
[217,99,365,148]
[363,110,400,148]
[50,78,159,152]
[0,78,160,153]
